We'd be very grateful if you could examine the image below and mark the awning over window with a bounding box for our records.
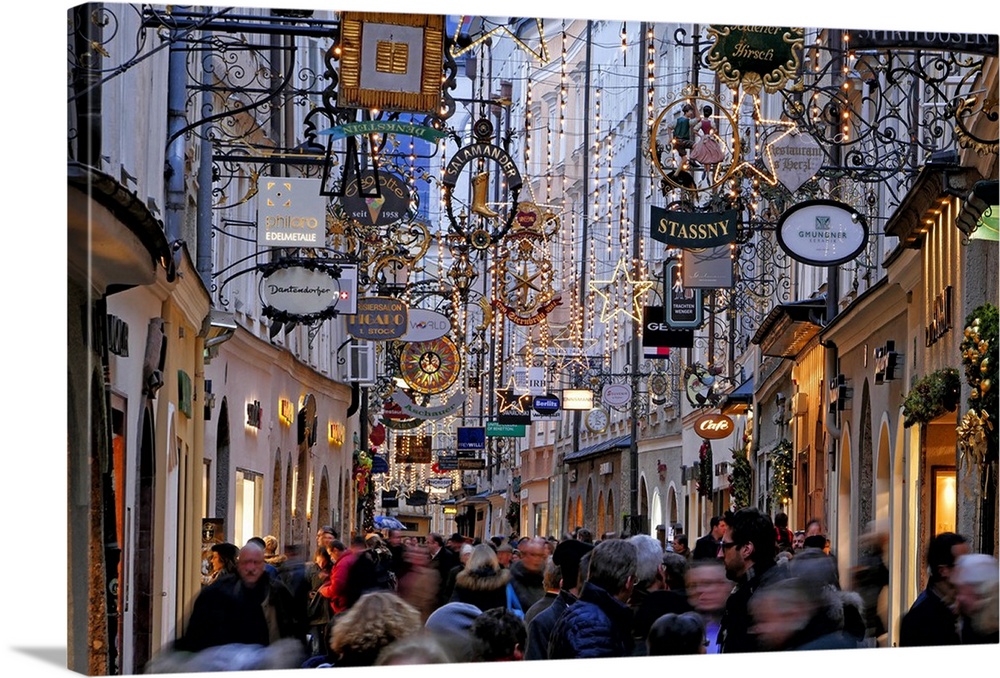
[564,435,631,464]
[720,376,754,415]
[751,296,826,358]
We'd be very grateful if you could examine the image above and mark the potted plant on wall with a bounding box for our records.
[902,367,961,428]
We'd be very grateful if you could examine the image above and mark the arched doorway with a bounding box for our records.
[651,488,662,538]
[574,495,583,531]
[597,490,606,536]
[285,455,294,539]
[585,480,594,531]
[858,381,874,530]
[837,429,854,585]
[668,486,678,526]
[214,398,230,524]
[131,403,156,673]
[318,469,331,531]
[607,491,615,536]
[639,475,648,527]
[271,453,282,542]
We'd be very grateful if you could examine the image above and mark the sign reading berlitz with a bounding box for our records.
[257,177,325,248]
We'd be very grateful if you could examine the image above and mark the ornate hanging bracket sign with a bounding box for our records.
[764,129,825,194]
[706,25,804,94]
[650,206,739,248]
[441,117,523,250]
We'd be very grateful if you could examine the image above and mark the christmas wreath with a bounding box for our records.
[771,439,793,507]
[902,367,960,428]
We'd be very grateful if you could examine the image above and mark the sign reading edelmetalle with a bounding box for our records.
[776,200,869,266]
[257,177,325,248]
[694,413,735,439]
[346,297,408,340]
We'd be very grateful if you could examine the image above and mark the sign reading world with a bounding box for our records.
[399,308,451,342]
[776,200,869,267]
[257,177,325,248]
[707,25,804,94]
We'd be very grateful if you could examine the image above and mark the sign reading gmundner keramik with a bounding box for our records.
[707,25,804,94]
[776,199,869,266]
[257,177,326,248]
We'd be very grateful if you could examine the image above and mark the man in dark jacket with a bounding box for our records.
[693,515,727,560]
[176,542,306,652]
[509,536,548,611]
[899,531,968,647]
[428,532,459,608]
[547,539,637,659]
[718,507,787,653]
[524,542,592,659]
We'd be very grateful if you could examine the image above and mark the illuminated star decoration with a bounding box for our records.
[548,330,599,375]
[589,258,655,323]
[496,375,531,414]
[728,91,791,186]
[450,16,550,65]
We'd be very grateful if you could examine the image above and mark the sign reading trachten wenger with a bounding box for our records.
[257,177,326,248]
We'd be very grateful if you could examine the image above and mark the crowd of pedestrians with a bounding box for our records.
[147,511,998,672]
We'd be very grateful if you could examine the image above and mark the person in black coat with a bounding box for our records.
[524,542,593,660]
[718,507,788,653]
[176,542,306,653]
[548,539,637,659]
[450,544,511,612]
[428,532,460,608]
[692,515,727,560]
[899,531,969,647]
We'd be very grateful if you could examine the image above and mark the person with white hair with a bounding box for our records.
[952,553,1000,644]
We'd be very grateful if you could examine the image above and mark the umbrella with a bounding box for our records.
[374,515,405,530]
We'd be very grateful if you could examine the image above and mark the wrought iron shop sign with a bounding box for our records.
[650,207,739,248]
[340,170,413,226]
[848,30,998,57]
[707,25,804,94]
[257,178,325,248]
[764,130,824,194]
[399,308,451,342]
[643,306,695,347]
[260,262,357,322]
[682,245,734,289]
[393,391,465,420]
[664,260,704,329]
[346,297,408,340]
[776,200,869,266]
[602,383,633,409]
[320,120,448,142]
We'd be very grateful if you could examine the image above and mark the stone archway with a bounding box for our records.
[651,488,662,538]
[271,452,282,541]
[214,398,230,522]
[597,490,606,535]
[837,428,854,584]
[585,479,594,531]
[575,495,583,531]
[318,469,331,533]
[859,381,874,531]
[607,491,615,536]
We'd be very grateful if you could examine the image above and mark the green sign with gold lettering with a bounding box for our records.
[707,25,804,94]
[650,206,739,248]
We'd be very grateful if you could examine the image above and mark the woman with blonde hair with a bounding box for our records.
[450,543,512,612]
[952,553,1000,644]
[329,591,422,667]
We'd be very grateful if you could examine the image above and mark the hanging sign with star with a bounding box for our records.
[650,206,739,248]
[589,258,655,324]
[493,202,562,325]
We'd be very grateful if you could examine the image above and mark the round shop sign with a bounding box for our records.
[262,265,341,317]
[399,308,452,342]
[694,413,735,440]
[340,169,413,226]
[602,383,633,409]
[777,199,868,267]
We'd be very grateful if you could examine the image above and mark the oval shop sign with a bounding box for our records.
[776,199,868,267]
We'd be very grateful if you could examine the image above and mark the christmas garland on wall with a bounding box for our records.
[728,446,753,509]
[697,440,713,497]
[902,367,961,428]
[959,303,998,468]
[771,439,793,507]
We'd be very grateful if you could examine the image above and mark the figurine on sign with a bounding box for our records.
[689,105,726,177]
[668,103,697,164]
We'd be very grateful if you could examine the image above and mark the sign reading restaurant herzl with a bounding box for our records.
[650,206,739,248]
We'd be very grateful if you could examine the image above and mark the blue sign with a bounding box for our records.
[533,395,561,415]
[457,426,486,450]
